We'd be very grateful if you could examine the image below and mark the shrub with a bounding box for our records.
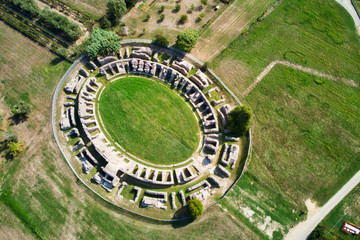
[199,13,205,19]
[39,8,82,41]
[186,199,203,219]
[154,34,169,46]
[174,4,181,12]
[175,29,199,52]
[12,101,31,120]
[7,141,23,158]
[3,130,18,144]
[144,14,151,22]
[125,0,138,9]
[159,14,165,22]
[56,47,68,58]
[201,0,207,5]
[179,14,188,24]
[106,0,127,26]
[85,28,121,58]
[227,106,252,136]
[99,16,111,29]
[159,5,165,13]
[308,225,336,240]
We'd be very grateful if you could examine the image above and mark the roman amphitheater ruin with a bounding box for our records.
[55,42,251,220]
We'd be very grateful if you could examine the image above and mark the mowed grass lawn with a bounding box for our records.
[212,0,360,97]
[246,65,360,205]
[99,77,199,165]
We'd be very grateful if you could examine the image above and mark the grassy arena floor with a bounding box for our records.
[99,77,199,165]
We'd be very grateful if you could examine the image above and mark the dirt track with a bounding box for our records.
[242,60,359,97]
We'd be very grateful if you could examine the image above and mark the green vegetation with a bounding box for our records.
[99,77,199,165]
[201,0,207,5]
[154,34,169,46]
[159,13,165,22]
[125,0,138,9]
[179,14,188,24]
[227,106,252,136]
[317,184,360,239]
[175,29,199,52]
[6,141,23,158]
[84,28,121,58]
[212,0,360,96]
[308,225,336,240]
[106,0,127,25]
[11,101,31,120]
[174,4,181,13]
[246,65,360,204]
[4,0,40,19]
[38,7,82,42]
[187,199,204,219]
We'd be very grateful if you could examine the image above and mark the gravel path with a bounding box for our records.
[285,170,360,240]
[335,0,360,35]
[242,60,359,97]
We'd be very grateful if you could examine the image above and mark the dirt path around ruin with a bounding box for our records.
[242,60,359,97]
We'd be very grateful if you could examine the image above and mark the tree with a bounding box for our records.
[186,199,203,219]
[174,4,181,12]
[12,101,31,120]
[106,0,127,26]
[179,14,188,24]
[99,16,111,29]
[308,225,336,240]
[7,141,23,158]
[227,106,252,136]
[154,34,169,46]
[159,5,165,13]
[159,13,165,22]
[85,28,121,58]
[175,29,199,52]
[125,0,138,9]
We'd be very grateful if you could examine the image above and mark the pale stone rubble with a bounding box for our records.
[218,104,232,127]
[117,181,128,198]
[216,164,231,178]
[171,192,176,209]
[220,144,239,169]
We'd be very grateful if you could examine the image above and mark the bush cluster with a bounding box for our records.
[154,34,169,46]
[186,199,204,219]
[39,8,82,41]
[4,0,40,19]
[4,0,83,42]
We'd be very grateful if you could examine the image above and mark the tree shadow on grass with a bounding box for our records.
[50,57,63,66]
[8,114,28,126]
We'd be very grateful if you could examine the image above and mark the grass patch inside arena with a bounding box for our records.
[99,77,199,165]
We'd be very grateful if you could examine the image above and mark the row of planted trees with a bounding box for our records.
[4,0,82,41]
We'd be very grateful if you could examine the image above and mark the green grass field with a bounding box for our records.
[212,0,360,97]
[60,0,107,19]
[99,77,199,165]
[319,184,360,239]
[218,64,360,238]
